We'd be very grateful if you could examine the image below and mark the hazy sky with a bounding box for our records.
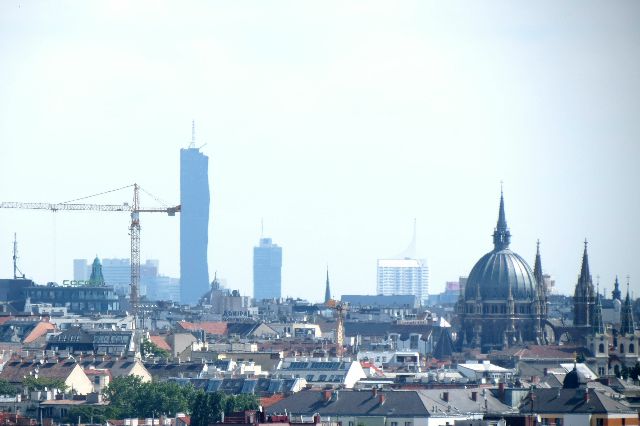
[1,1,639,302]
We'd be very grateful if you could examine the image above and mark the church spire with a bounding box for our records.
[579,239,591,283]
[492,188,511,251]
[612,275,622,301]
[573,240,594,327]
[324,267,332,304]
[620,278,635,335]
[591,285,605,335]
[534,240,543,289]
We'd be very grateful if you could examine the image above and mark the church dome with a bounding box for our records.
[465,248,537,300]
[464,192,537,301]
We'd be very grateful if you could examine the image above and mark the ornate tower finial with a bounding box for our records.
[492,188,511,251]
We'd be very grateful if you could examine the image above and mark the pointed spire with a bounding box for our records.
[580,239,591,283]
[534,239,543,290]
[591,284,605,335]
[497,185,507,231]
[612,275,622,301]
[324,266,332,304]
[620,277,635,335]
[492,187,511,250]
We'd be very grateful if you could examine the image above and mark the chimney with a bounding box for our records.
[313,414,321,424]
[378,394,386,406]
[498,382,505,400]
[584,390,590,403]
[323,390,332,402]
[543,368,548,376]
[442,391,449,402]
[471,391,478,402]
[372,387,378,398]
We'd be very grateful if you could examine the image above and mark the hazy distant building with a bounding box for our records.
[253,237,282,301]
[180,133,210,305]
[74,258,159,297]
[376,258,429,305]
[147,275,180,302]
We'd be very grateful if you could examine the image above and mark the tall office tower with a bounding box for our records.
[73,259,89,281]
[376,221,429,305]
[180,122,210,305]
[376,258,429,305]
[253,238,282,301]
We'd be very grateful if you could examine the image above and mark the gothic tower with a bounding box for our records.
[573,241,595,327]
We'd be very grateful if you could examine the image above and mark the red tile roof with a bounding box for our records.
[178,321,227,335]
[23,322,56,343]
[149,335,171,351]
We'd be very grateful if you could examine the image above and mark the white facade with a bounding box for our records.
[377,259,429,305]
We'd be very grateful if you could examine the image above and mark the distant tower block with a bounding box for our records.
[180,121,211,304]
[253,237,282,301]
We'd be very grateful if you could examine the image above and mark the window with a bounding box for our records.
[404,422,412,426]
[306,375,314,381]
[620,344,625,353]
[630,344,635,353]
[599,343,605,353]
[390,422,397,426]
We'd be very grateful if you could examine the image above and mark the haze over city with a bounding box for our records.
[1,1,639,301]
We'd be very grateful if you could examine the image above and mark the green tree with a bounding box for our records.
[191,392,227,426]
[0,379,18,396]
[141,339,170,359]
[224,393,259,414]
[104,376,195,419]
[23,376,68,392]
[65,405,109,424]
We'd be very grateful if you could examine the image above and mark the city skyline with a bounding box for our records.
[1,2,639,302]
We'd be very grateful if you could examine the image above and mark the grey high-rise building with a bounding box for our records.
[253,238,282,301]
[180,129,210,305]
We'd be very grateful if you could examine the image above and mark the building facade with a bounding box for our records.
[376,258,429,305]
[253,237,282,301]
[180,140,210,304]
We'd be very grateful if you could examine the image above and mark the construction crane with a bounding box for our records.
[0,184,180,308]
[326,298,348,357]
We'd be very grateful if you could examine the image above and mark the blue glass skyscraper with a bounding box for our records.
[180,133,210,305]
[253,237,282,301]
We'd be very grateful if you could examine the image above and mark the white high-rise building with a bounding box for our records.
[377,258,429,305]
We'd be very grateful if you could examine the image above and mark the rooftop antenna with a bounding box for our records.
[189,120,196,148]
[12,233,25,280]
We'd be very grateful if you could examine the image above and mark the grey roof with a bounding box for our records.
[166,377,299,396]
[344,322,433,339]
[521,388,636,414]
[265,389,515,418]
[143,363,206,381]
[266,390,430,418]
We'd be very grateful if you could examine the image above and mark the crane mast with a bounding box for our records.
[0,184,179,309]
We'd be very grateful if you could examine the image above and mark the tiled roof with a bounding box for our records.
[23,322,55,344]
[0,360,79,383]
[149,335,171,351]
[178,321,227,335]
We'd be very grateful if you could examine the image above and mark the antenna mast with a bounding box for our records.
[190,120,196,148]
[12,233,25,279]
